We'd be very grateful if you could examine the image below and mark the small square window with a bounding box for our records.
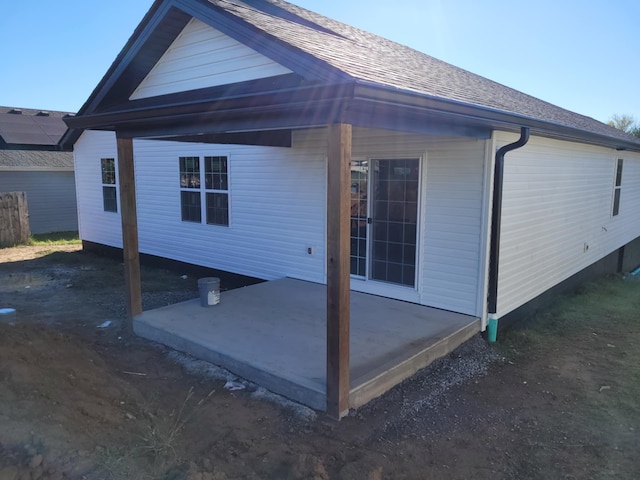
[204,156,228,190]
[181,191,202,222]
[101,158,117,212]
[101,158,116,185]
[180,156,200,189]
[206,192,229,226]
[102,186,117,212]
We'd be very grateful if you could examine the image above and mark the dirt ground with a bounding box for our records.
[0,245,639,480]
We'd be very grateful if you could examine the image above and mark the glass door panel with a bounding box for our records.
[371,159,419,287]
[350,160,368,277]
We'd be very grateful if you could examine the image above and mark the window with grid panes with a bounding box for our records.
[179,156,202,222]
[204,156,229,226]
[101,158,117,212]
[179,155,229,226]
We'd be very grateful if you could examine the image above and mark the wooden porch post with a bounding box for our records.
[116,135,142,331]
[326,123,352,419]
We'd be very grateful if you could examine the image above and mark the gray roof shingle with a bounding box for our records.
[0,150,74,169]
[65,0,639,150]
[211,0,639,146]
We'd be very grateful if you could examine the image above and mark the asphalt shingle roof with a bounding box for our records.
[0,106,73,147]
[0,107,74,168]
[0,149,73,169]
[209,0,639,146]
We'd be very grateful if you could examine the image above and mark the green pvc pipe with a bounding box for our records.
[487,315,498,343]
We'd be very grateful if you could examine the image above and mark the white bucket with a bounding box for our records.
[198,277,220,307]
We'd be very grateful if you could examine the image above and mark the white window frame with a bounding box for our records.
[202,155,230,227]
[179,155,230,226]
[179,156,202,223]
[612,158,623,217]
[100,157,118,213]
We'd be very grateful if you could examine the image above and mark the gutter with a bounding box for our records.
[487,126,530,341]
[352,81,640,153]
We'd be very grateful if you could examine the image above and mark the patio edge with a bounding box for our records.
[133,314,327,411]
[349,319,482,409]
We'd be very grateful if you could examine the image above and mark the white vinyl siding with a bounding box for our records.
[136,135,327,281]
[421,139,487,316]
[288,128,487,316]
[71,128,640,320]
[74,128,487,316]
[130,18,292,100]
[496,132,640,316]
[0,171,78,234]
[74,131,122,247]
[75,130,327,282]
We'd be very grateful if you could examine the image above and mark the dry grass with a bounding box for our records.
[138,387,216,472]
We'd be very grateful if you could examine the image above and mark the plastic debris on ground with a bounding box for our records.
[167,351,317,420]
[224,380,246,391]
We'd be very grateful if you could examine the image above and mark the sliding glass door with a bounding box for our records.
[350,158,419,287]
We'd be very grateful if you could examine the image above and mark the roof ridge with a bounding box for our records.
[217,0,348,39]
[64,0,640,150]
[251,1,639,146]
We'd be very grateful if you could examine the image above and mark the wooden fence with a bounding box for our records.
[0,192,31,247]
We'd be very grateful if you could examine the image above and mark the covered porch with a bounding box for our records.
[63,3,495,419]
[134,278,480,411]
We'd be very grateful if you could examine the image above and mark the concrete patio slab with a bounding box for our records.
[134,278,480,411]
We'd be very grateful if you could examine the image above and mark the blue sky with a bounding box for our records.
[1,0,638,124]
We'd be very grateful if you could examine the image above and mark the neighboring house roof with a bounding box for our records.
[0,149,73,170]
[0,106,74,151]
[63,0,640,152]
[0,107,74,170]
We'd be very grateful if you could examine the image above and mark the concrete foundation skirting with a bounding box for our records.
[349,320,481,409]
[621,235,640,273]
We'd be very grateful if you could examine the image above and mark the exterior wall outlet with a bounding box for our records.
[307,246,314,255]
